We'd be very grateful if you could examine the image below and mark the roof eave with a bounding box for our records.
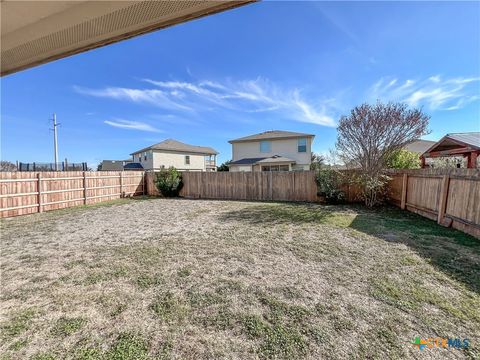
[229,134,315,144]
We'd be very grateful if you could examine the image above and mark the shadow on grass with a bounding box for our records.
[348,207,480,294]
[219,202,344,225]
[220,202,480,294]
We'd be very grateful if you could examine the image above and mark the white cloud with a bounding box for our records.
[369,75,480,110]
[104,119,162,133]
[74,85,191,111]
[75,77,337,127]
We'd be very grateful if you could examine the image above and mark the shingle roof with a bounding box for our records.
[255,155,296,164]
[229,130,315,143]
[404,139,437,154]
[131,139,218,155]
[229,155,296,166]
[229,157,267,165]
[447,132,480,148]
[123,162,143,170]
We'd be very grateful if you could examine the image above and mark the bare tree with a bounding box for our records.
[336,102,429,206]
[0,161,17,171]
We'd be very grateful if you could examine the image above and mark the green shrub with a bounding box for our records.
[386,149,420,169]
[155,167,183,197]
[354,173,390,207]
[315,169,345,204]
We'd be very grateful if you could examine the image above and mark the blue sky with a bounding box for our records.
[2,1,480,166]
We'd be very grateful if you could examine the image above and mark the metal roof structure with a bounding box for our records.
[1,0,254,76]
[131,139,218,156]
[421,132,480,169]
[229,130,315,143]
[446,132,480,149]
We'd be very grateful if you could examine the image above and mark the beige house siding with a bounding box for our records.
[132,150,207,171]
[232,137,312,168]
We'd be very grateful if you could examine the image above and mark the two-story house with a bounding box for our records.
[130,139,218,171]
[228,130,315,171]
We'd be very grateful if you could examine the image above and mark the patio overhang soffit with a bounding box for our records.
[1,0,255,76]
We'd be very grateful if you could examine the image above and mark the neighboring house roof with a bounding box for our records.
[229,130,315,143]
[131,139,218,155]
[101,160,132,171]
[422,132,480,156]
[229,155,296,166]
[229,157,267,165]
[256,155,296,164]
[404,139,436,154]
[123,162,143,170]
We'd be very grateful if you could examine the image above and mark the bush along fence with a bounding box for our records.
[0,171,145,218]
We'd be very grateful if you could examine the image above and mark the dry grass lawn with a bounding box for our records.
[0,197,479,359]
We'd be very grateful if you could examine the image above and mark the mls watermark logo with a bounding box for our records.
[411,337,469,350]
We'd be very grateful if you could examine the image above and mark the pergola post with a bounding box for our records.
[420,156,426,168]
[467,151,478,168]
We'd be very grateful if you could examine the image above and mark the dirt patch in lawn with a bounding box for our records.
[1,198,479,359]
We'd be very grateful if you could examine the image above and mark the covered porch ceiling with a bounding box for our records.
[1,0,254,76]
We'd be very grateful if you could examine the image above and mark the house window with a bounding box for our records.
[138,156,141,162]
[298,138,307,153]
[260,141,271,153]
[185,155,190,165]
[144,152,147,161]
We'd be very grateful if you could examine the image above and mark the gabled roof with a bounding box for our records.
[446,132,480,148]
[131,139,218,156]
[229,130,315,143]
[404,139,437,154]
[422,132,480,156]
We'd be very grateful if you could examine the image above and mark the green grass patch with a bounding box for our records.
[134,274,164,289]
[242,314,307,359]
[30,353,56,360]
[106,333,149,360]
[1,308,36,338]
[150,292,189,322]
[51,317,86,337]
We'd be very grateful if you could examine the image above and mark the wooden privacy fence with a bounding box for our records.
[146,171,320,202]
[0,171,145,218]
[387,169,480,238]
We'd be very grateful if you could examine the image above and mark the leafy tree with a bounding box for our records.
[0,161,17,171]
[155,167,183,197]
[386,149,420,169]
[336,101,429,207]
[217,160,231,172]
[315,168,345,204]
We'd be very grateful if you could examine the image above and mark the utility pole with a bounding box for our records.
[51,113,60,170]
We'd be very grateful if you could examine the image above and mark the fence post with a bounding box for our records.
[142,172,146,195]
[37,173,43,213]
[83,171,87,205]
[120,171,124,197]
[400,173,408,209]
[437,175,450,225]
